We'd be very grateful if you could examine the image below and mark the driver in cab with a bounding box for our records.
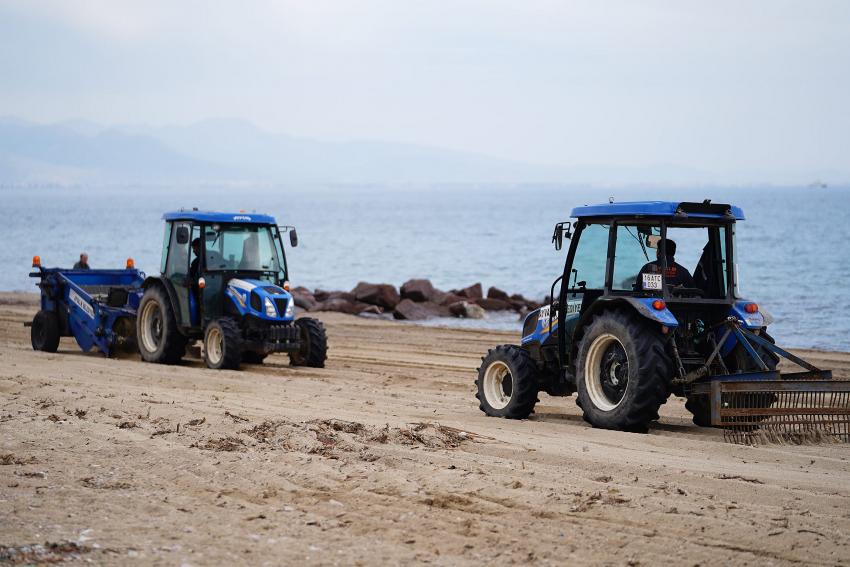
[637,239,695,290]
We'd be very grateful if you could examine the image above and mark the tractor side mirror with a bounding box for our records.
[176,226,190,245]
[552,222,571,250]
[289,228,298,247]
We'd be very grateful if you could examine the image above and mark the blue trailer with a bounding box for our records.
[29,258,145,357]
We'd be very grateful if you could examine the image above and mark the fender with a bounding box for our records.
[141,276,189,331]
[565,297,679,362]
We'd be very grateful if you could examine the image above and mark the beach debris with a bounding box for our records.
[224,411,249,422]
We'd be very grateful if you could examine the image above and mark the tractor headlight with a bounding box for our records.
[285,297,294,318]
[264,297,277,317]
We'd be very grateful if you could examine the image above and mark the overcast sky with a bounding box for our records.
[1,1,848,183]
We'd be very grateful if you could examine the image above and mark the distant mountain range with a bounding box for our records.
[0,116,836,186]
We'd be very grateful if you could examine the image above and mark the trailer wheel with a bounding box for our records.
[241,351,268,365]
[476,345,539,419]
[289,318,327,368]
[137,286,185,364]
[31,310,60,352]
[576,311,670,432]
[686,330,779,427]
[203,318,242,370]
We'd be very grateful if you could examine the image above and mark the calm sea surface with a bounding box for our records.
[3,185,848,350]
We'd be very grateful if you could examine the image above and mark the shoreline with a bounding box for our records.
[2,290,847,354]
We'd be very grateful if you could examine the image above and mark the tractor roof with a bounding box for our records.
[162,210,278,225]
[571,200,745,221]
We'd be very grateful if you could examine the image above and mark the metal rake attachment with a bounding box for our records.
[713,380,850,445]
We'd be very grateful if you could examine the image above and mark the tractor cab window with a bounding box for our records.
[612,224,660,291]
[204,224,284,282]
[570,223,609,291]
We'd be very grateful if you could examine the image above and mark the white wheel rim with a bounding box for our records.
[139,300,162,353]
[206,327,223,365]
[483,360,512,410]
[585,333,628,412]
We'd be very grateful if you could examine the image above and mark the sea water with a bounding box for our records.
[2,185,848,350]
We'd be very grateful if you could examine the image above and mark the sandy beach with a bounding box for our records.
[1,291,849,565]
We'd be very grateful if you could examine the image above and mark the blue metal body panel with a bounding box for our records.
[627,297,679,327]
[162,211,278,225]
[224,278,295,322]
[570,201,745,220]
[32,267,145,356]
[521,297,679,346]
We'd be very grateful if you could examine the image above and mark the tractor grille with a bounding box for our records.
[713,380,850,444]
[274,298,290,315]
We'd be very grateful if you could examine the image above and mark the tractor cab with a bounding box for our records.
[137,210,327,370]
[159,211,297,330]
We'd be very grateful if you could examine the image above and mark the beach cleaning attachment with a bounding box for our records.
[682,318,849,444]
[29,262,145,356]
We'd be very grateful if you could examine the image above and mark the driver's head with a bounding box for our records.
[191,238,201,255]
[656,239,676,261]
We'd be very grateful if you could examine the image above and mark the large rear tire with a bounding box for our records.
[476,345,539,419]
[137,286,186,364]
[203,318,242,370]
[289,318,327,368]
[31,310,60,352]
[576,311,670,432]
[685,330,779,427]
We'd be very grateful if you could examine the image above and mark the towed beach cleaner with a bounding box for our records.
[476,200,849,443]
[29,210,327,370]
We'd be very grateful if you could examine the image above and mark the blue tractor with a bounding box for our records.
[136,210,326,369]
[30,210,327,371]
[476,200,848,441]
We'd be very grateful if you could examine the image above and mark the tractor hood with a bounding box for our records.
[224,278,295,321]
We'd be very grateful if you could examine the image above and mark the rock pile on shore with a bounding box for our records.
[290,279,542,321]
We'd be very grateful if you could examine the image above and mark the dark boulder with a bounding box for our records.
[456,283,483,300]
[291,287,317,310]
[311,298,371,315]
[435,292,466,306]
[487,286,510,301]
[352,282,401,309]
[400,279,438,302]
[477,297,514,311]
[448,301,486,319]
[393,299,451,320]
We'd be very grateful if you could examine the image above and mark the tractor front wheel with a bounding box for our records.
[289,318,327,368]
[576,312,670,432]
[476,345,539,419]
[137,286,185,364]
[31,310,60,352]
[203,318,242,370]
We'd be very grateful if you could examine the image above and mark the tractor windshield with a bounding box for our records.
[203,224,285,280]
[612,222,730,298]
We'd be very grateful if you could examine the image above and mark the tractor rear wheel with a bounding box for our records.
[686,330,779,427]
[203,318,242,370]
[31,310,60,352]
[476,345,539,419]
[289,318,327,368]
[137,287,185,364]
[576,311,670,432]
